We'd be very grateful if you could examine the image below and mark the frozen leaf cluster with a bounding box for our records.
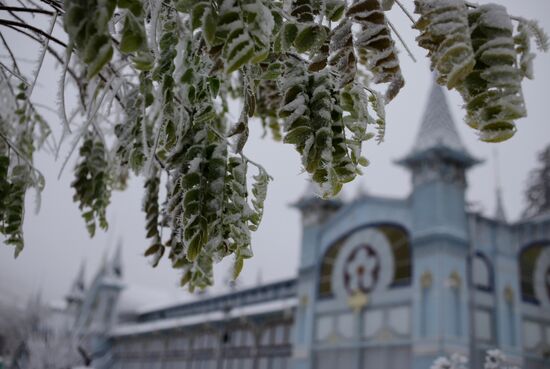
[414,0,548,142]
[0,0,546,289]
[71,132,112,237]
[0,80,46,257]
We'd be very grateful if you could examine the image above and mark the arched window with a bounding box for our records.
[472,252,493,291]
[318,224,411,299]
[519,241,550,304]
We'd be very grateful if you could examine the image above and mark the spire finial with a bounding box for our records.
[355,181,369,199]
[67,261,86,303]
[111,239,123,278]
[75,260,86,290]
[493,149,507,222]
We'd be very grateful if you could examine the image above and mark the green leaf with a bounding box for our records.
[191,3,209,30]
[208,77,220,98]
[202,8,217,46]
[120,13,146,53]
[294,24,326,53]
[326,0,346,21]
[131,52,154,71]
[118,0,142,16]
[233,257,244,279]
[86,42,113,79]
[175,0,195,13]
[282,22,298,50]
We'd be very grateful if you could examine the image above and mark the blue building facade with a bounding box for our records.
[65,82,550,369]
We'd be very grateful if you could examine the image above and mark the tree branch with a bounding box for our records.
[0,5,54,15]
[0,18,66,47]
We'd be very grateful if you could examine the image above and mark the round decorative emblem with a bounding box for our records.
[343,245,380,295]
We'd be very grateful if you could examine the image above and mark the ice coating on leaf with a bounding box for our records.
[414,0,475,89]
[347,0,405,102]
[64,0,117,78]
[329,19,357,88]
[459,3,526,142]
[279,61,365,197]
[71,132,111,238]
[213,0,275,73]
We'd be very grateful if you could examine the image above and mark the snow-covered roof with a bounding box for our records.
[111,297,297,337]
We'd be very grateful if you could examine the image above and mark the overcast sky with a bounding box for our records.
[1,0,549,309]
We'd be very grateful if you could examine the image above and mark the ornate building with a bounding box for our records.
[62,82,550,369]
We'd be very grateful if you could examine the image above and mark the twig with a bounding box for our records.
[0,61,29,85]
[242,154,273,180]
[0,5,54,15]
[37,0,64,14]
[387,19,417,62]
[394,0,415,25]
[25,12,57,103]
[0,32,23,74]
[58,46,73,134]
[0,19,66,47]
[57,64,128,179]
[0,130,44,179]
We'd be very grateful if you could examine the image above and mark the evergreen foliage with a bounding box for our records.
[0,0,547,289]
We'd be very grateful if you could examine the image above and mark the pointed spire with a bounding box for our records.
[494,187,507,223]
[398,78,480,168]
[411,80,468,154]
[493,149,507,222]
[111,240,123,278]
[67,261,86,303]
[27,288,43,312]
[354,181,369,199]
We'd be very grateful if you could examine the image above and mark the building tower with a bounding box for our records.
[76,243,125,366]
[65,261,86,325]
[397,81,480,368]
[292,182,342,369]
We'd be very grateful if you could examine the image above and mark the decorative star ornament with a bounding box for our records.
[348,289,369,313]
